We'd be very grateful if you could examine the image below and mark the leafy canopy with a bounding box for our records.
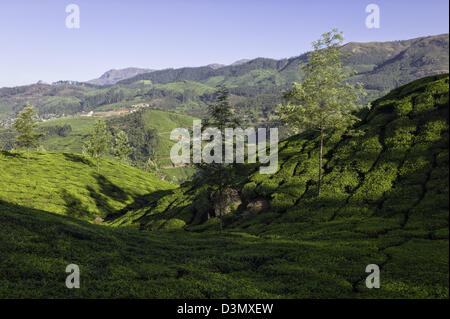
[113,130,133,163]
[83,119,111,172]
[13,105,44,150]
[277,29,365,134]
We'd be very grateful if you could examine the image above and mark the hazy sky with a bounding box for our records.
[0,0,448,87]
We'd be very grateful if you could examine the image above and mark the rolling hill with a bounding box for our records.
[109,74,449,231]
[0,75,448,298]
[0,109,199,182]
[107,74,449,296]
[118,34,449,92]
[0,151,175,221]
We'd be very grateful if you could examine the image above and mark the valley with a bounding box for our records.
[0,73,448,298]
[0,26,448,300]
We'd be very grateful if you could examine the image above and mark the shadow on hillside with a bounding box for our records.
[94,174,129,202]
[60,189,92,219]
[103,189,175,222]
[86,173,175,221]
[0,150,23,159]
[83,174,130,216]
[62,153,94,167]
[0,200,102,242]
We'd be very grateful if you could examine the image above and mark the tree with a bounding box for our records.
[13,105,44,165]
[277,29,365,196]
[83,120,111,173]
[207,85,240,134]
[113,130,133,164]
[202,85,241,232]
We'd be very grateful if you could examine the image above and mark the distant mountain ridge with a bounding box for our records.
[88,59,254,85]
[87,67,155,86]
[0,33,447,125]
[117,34,449,90]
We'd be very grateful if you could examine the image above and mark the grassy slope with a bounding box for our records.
[108,74,450,297]
[38,110,197,156]
[33,110,198,182]
[0,75,448,299]
[142,109,197,159]
[39,116,97,153]
[0,202,406,298]
[0,151,175,220]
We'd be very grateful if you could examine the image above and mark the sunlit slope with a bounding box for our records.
[39,116,97,153]
[36,110,197,157]
[0,151,176,220]
[110,74,449,237]
[24,110,198,183]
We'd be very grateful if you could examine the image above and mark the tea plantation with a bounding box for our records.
[0,74,448,298]
[108,74,450,297]
[0,151,175,220]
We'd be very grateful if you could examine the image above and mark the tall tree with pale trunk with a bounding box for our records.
[277,29,365,196]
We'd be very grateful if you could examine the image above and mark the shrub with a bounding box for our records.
[161,218,186,230]
[394,97,413,116]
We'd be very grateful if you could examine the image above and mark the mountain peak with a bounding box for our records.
[230,59,251,66]
[87,67,155,86]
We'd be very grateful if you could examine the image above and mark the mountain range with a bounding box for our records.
[115,34,449,88]
[86,59,253,85]
[0,34,447,125]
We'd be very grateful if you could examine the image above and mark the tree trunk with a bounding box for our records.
[219,210,223,234]
[318,129,323,197]
[218,188,223,234]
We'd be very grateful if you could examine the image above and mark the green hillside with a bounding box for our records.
[34,110,197,160]
[107,75,449,297]
[0,109,199,183]
[0,151,175,220]
[38,117,97,153]
[0,75,448,298]
[0,202,406,298]
[105,109,199,182]
[110,74,449,229]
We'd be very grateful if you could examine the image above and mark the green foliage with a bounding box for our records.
[277,29,365,196]
[39,124,72,137]
[277,29,364,134]
[13,105,44,162]
[83,120,111,172]
[113,130,133,164]
[5,204,445,298]
[161,218,186,230]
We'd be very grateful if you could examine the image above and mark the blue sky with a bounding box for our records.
[0,0,448,87]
